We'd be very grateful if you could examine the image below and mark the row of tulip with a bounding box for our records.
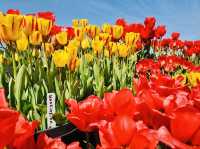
[0,8,200,148]
[0,55,200,148]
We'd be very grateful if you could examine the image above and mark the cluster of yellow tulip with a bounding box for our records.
[0,10,140,72]
[51,19,140,70]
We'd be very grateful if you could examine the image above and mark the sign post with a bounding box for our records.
[47,93,56,129]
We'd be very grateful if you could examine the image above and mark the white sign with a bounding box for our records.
[47,93,56,129]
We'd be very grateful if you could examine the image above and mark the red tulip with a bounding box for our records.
[7,9,20,15]
[11,115,39,149]
[115,18,127,27]
[170,106,200,143]
[150,74,187,97]
[155,25,166,38]
[136,40,143,50]
[103,89,136,116]
[66,96,103,132]
[50,25,62,35]
[140,27,153,39]
[144,17,156,29]
[157,126,191,149]
[190,85,200,110]
[171,32,180,40]
[67,27,75,40]
[112,115,136,145]
[161,38,171,47]
[37,133,82,149]
[66,141,82,149]
[136,59,160,75]
[37,11,55,22]
[129,129,158,149]
[133,75,149,94]
[0,108,19,149]
[98,115,136,148]
[0,88,8,108]
[125,23,144,33]
[98,122,119,148]
[191,128,200,146]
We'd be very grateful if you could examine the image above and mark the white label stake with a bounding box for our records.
[47,93,56,129]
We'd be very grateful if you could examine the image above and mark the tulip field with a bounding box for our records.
[0,9,200,149]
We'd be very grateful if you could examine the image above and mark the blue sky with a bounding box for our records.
[1,0,200,40]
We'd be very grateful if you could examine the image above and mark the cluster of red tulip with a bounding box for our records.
[66,67,200,148]
[116,17,200,56]
[0,89,82,149]
[136,55,200,74]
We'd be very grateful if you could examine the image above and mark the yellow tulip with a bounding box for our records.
[99,33,111,44]
[66,39,80,56]
[0,53,4,64]
[125,32,140,47]
[29,31,43,45]
[23,15,37,35]
[43,43,54,55]
[109,42,118,55]
[37,18,53,36]
[79,19,88,27]
[16,32,28,51]
[0,14,24,41]
[112,25,124,40]
[118,43,129,57]
[52,50,69,67]
[74,27,84,41]
[72,19,79,27]
[104,49,110,57]
[187,72,200,87]
[84,53,93,63]
[92,39,104,55]
[102,23,112,34]
[81,38,90,49]
[67,56,80,71]
[56,31,68,45]
[87,25,100,38]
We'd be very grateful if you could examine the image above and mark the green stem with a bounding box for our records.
[12,51,17,79]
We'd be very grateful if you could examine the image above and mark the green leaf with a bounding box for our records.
[14,64,26,111]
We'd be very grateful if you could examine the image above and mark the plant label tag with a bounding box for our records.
[47,93,56,129]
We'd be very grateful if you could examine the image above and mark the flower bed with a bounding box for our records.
[0,9,200,149]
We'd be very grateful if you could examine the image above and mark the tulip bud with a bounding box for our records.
[37,18,53,36]
[118,43,129,57]
[79,19,88,27]
[43,43,54,56]
[74,27,84,41]
[67,56,80,71]
[81,38,90,49]
[29,31,43,45]
[84,53,93,63]
[99,33,111,45]
[102,23,112,34]
[52,50,69,67]
[112,25,124,40]
[87,25,100,38]
[56,31,68,45]
[92,39,104,55]
[125,32,140,47]
[16,32,28,51]
[23,15,37,36]
[0,14,24,41]
[72,19,79,27]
